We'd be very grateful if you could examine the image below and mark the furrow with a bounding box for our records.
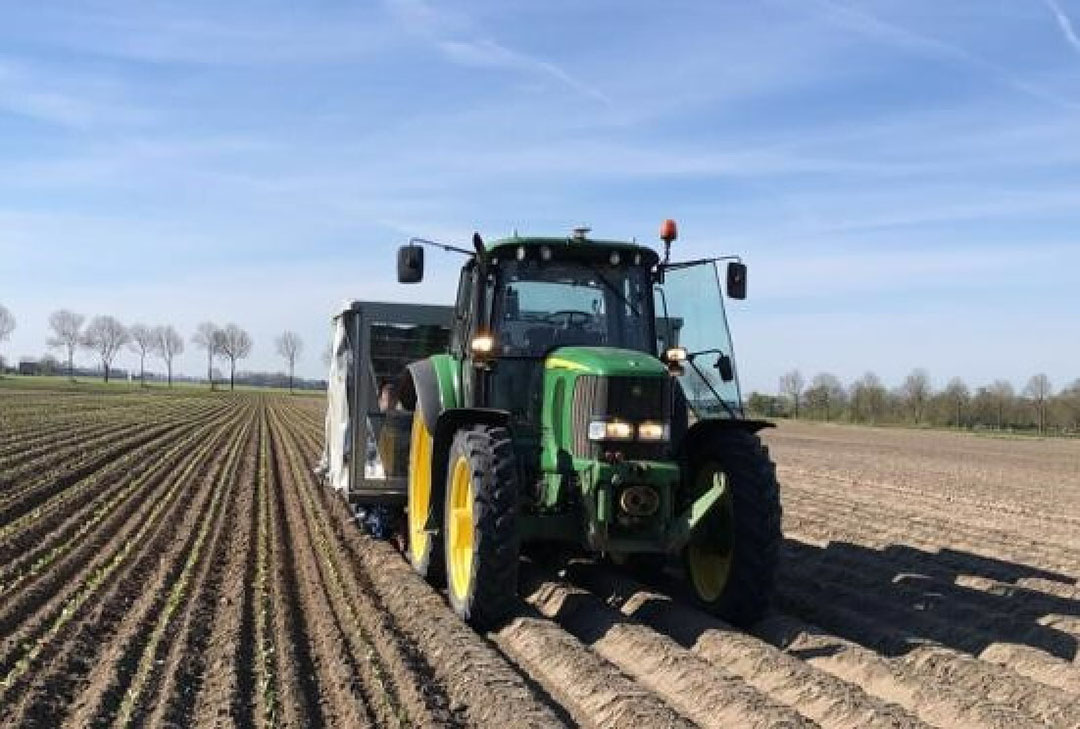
[521,570,815,729]
[565,562,930,729]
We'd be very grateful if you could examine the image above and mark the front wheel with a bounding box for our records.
[444,425,520,629]
[683,429,781,627]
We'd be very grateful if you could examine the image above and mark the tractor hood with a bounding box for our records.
[544,347,667,378]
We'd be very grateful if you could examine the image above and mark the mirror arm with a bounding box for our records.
[409,237,475,258]
[662,254,741,272]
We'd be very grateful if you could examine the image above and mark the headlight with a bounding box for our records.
[470,333,496,356]
[588,419,634,441]
[637,422,670,441]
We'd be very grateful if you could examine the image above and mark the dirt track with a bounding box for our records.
[1,387,1078,728]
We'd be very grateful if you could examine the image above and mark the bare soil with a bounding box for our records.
[1,391,1078,728]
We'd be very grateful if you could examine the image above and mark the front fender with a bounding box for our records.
[678,418,773,460]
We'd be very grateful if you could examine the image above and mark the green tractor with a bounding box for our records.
[394,222,781,629]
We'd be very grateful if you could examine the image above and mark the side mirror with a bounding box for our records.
[715,353,735,382]
[727,261,747,299]
[397,244,424,283]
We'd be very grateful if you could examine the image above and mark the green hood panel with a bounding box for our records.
[545,347,667,377]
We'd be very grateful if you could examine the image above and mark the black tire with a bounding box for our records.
[682,428,781,627]
[443,425,520,629]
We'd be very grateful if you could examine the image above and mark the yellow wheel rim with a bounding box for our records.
[688,543,732,602]
[687,466,733,602]
[447,455,475,601]
[408,413,433,566]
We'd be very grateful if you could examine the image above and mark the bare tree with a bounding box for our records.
[1024,373,1052,436]
[900,368,932,424]
[275,331,303,393]
[154,325,184,387]
[1059,379,1080,432]
[779,369,805,419]
[216,324,253,391]
[192,322,220,389]
[943,377,970,428]
[81,316,129,383]
[805,372,844,421]
[851,371,887,423]
[987,380,1015,430]
[47,309,85,381]
[0,304,14,374]
[128,324,155,386]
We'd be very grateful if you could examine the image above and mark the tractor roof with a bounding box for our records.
[486,235,660,265]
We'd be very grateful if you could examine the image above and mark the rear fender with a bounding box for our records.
[400,355,462,432]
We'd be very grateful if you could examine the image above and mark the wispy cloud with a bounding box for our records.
[385,0,610,104]
[0,57,152,128]
[436,38,611,104]
[814,0,1080,110]
[1042,0,1080,54]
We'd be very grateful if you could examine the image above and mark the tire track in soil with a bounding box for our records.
[0,401,249,727]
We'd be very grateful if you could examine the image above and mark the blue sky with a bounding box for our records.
[1,0,1078,394]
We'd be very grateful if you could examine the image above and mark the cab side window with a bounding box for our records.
[450,265,474,357]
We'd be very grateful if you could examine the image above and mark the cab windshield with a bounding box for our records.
[494,258,654,356]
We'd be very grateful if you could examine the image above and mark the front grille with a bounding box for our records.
[571,375,671,459]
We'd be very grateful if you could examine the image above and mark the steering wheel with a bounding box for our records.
[544,310,593,328]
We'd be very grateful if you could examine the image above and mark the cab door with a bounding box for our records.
[655,260,743,419]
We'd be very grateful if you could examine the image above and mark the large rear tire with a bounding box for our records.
[407,411,443,585]
[444,425,520,629]
[683,429,781,627]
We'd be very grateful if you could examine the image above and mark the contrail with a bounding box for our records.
[1043,0,1080,54]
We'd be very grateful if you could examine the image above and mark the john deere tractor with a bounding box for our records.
[393,222,781,629]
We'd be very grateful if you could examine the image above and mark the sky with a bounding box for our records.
[1,0,1078,394]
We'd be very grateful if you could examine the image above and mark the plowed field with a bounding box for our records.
[1,385,1078,728]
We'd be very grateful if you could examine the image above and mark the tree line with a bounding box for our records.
[0,304,305,392]
[758,368,1077,436]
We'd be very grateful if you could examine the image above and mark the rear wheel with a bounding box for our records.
[683,429,781,626]
[407,411,443,584]
[444,425,520,629]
